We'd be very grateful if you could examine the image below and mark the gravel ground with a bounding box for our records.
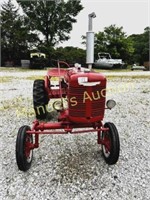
[0,69,150,200]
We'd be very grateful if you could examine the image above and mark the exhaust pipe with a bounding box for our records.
[86,12,96,70]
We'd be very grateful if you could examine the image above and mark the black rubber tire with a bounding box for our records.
[33,79,49,120]
[102,122,120,165]
[16,126,33,171]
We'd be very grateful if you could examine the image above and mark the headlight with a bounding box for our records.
[53,101,63,111]
[106,100,116,109]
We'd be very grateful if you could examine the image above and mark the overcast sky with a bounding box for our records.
[1,0,149,48]
[64,0,150,48]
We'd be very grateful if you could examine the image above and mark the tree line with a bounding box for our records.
[1,0,149,67]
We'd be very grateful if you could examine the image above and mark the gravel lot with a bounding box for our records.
[0,69,150,200]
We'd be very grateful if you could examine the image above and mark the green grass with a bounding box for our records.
[0,76,14,83]
[26,75,45,80]
[0,66,47,72]
[94,68,131,73]
[0,67,26,72]
[106,75,150,79]
[1,66,131,72]
[0,96,35,117]
[1,67,149,81]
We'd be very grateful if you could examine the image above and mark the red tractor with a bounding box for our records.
[16,13,120,171]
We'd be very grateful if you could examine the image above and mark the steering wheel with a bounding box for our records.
[58,61,70,68]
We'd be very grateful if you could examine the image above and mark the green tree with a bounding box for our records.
[128,27,150,65]
[17,0,83,57]
[54,46,86,65]
[94,25,134,63]
[1,0,38,65]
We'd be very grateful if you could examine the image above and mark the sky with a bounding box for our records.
[1,0,150,49]
[63,0,150,48]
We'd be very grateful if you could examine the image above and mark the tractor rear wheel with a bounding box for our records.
[102,122,120,165]
[33,79,49,120]
[16,126,33,171]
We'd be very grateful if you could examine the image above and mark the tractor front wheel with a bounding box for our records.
[16,126,33,171]
[102,122,120,165]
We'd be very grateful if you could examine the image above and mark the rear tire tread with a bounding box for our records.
[33,80,49,120]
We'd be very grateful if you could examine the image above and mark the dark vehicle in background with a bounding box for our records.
[30,53,48,69]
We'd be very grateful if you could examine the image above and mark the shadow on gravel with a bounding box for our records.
[55,146,104,184]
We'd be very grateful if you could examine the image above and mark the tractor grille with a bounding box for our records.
[69,85,106,118]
